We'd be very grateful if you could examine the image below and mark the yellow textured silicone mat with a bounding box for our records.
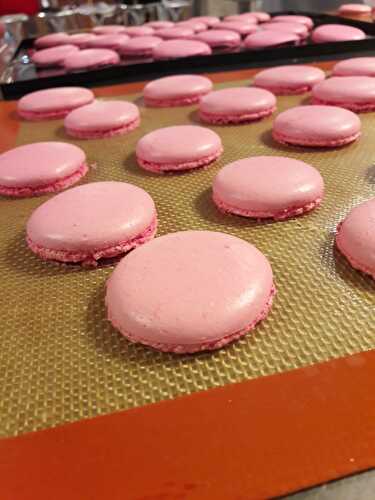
[0,79,374,437]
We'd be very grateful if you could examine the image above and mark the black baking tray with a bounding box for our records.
[2,11,375,100]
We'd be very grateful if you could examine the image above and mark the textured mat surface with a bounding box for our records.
[0,79,374,437]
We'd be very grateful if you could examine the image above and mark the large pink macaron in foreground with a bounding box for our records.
[338,3,371,14]
[0,142,88,198]
[18,87,94,120]
[332,57,375,77]
[27,181,157,266]
[123,26,155,37]
[213,156,324,220]
[143,74,212,107]
[92,25,127,35]
[106,231,275,353]
[195,29,241,48]
[244,30,299,49]
[271,15,314,29]
[261,21,309,39]
[273,105,361,148]
[253,65,326,95]
[63,48,119,71]
[336,198,375,279]
[214,21,258,36]
[64,100,140,139]
[152,39,211,60]
[199,87,276,124]
[136,125,223,173]
[312,24,366,42]
[35,32,70,49]
[68,33,97,48]
[118,36,162,57]
[31,44,79,67]
[312,76,375,112]
[84,34,130,50]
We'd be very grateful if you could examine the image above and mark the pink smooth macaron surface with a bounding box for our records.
[0,142,87,197]
[190,16,220,27]
[199,87,276,124]
[336,198,375,279]
[312,76,375,111]
[214,21,258,36]
[271,15,314,28]
[152,39,211,60]
[35,32,70,49]
[195,29,241,47]
[224,14,258,23]
[18,87,94,120]
[244,30,299,49]
[213,156,324,219]
[92,25,127,35]
[156,26,194,39]
[145,21,175,29]
[27,181,157,264]
[68,33,97,48]
[105,230,275,353]
[31,44,79,67]
[253,65,326,95]
[312,24,366,42]
[332,57,375,77]
[84,34,130,50]
[64,100,140,139]
[177,20,207,32]
[261,21,309,38]
[63,48,119,70]
[273,105,361,147]
[338,3,371,14]
[250,12,271,22]
[136,125,222,172]
[143,74,213,107]
[118,36,162,56]
[123,26,155,37]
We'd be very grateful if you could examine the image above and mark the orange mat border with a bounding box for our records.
[1,61,374,499]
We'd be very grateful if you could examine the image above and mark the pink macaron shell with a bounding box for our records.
[272,105,361,147]
[214,21,258,36]
[27,181,157,265]
[64,48,119,71]
[271,15,314,29]
[338,3,371,14]
[84,34,130,50]
[144,74,213,107]
[332,57,375,77]
[199,87,276,124]
[136,125,222,173]
[156,26,195,40]
[261,21,308,38]
[177,21,207,33]
[152,39,211,60]
[253,65,326,95]
[312,24,366,43]
[250,12,271,22]
[105,230,275,353]
[68,33,97,48]
[64,100,140,139]
[31,44,79,67]
[118,36,162,57]
[189,16,220,27]
[18,87,95,121]
[213,156,324,219]
[35,32,71,49]
[0,142,87,197]
[92,25,127,35]
[123,26,155,37]
[244,30,299,49]
[336,198,375,279]
[145,21,175,29]
[312,76,375,112]
[195,29,241,48]
[224,14,258,23]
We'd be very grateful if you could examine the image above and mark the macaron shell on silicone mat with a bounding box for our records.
[0,73,375,450]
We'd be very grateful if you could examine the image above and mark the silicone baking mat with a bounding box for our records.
[0,79,374,437]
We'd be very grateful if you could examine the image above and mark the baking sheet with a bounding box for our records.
[0,78,374,437]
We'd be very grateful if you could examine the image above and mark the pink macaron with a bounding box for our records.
[199,87,276,125]
[338,3,371,14]
[312,24,366,42]
[224,14,258,23]
[145,21,175,29]
[84,34,130,50]
[35,32,70,49]
[271,15,314,29]
[123,26,155,37]
[31,44,79,67]
[27,181,157,266]
[214,21,258,36]
[249,12,271,22]
[253,65,326,95]
[118,36,162,57]
[332,57,375,77]
[18,87,94,121]
[312,76,375,112]
[189,16,220,27]
[195,29,241,48]
[336,198,375,279]
[92,25,127,35]
[68,33,97,48]
[261,21,309,39]
[244,30,299,49]
[136,125,223,173]
[213,156,324,220]
[272,105,361,148]
[64,99,140,139]
[64,48,119,71]
[156,26,195,40]
[152,39,211,60]
[0,142,88,198]
[143,74,213,107]
[177,20,207,33]
[106,230,275,353]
